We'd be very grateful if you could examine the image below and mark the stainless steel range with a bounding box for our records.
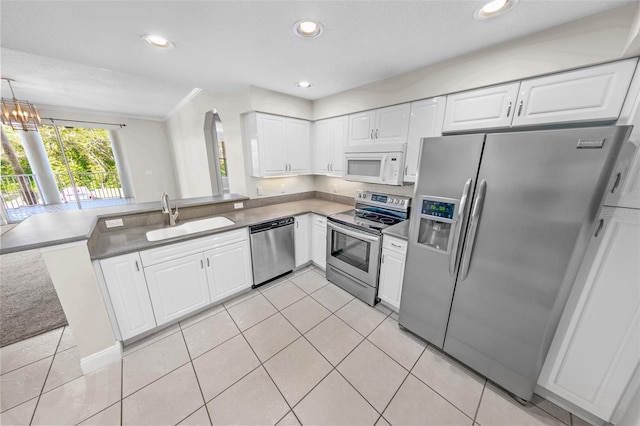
[326,191,411,306]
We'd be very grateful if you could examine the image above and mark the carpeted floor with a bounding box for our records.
[0,249,68,347]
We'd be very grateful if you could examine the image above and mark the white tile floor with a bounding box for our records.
[0,266,591,425]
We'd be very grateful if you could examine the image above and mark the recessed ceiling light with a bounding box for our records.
[296,81,311,88]
[140,34,175,49]
[293,19,323,38]
[473,0,518,20]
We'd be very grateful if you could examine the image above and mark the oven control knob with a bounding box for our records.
[393,198,398,204]
[400,200,405,206]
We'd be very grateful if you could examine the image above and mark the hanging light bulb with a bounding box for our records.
[1,78,41,131]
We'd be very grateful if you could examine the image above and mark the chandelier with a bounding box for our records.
[1,78,41,131]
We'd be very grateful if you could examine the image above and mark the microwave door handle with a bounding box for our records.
[327,221,379,243]
[449,178,472,277]
[459,179,486,281]
[380,156,387,183]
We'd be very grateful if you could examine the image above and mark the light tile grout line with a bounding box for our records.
[27,326,65,425]
[177,321,214,426]
[0,329,67,377]
[373,344,428,425]
[120,355,123,426]
[220,300,298,424]
[261,281,397,420]
[5,265,575,426]
[406,359,480,423]
[473,379,488,425]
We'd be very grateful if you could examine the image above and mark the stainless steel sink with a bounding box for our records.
[146,217,235,241]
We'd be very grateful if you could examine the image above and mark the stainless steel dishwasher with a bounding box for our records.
[249,217,295,288]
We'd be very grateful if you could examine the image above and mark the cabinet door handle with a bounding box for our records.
[391,242,403,248]
[404,165,408,176]
[206,258,210,267]
[611,172,622,194]
[506,101,512,117]
[330,163,333,171]
[296,221,299,228]
[594,219,604,237]
[375,129,379,139]
[200,259,204,269]
[370,129,374,139]
[381,254,385,264]
[517,100,523,117]
[135,260,140,272]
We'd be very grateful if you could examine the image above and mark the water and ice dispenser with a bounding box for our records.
[417,196,459,253]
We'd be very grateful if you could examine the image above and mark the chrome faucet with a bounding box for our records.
[161,192,179,226]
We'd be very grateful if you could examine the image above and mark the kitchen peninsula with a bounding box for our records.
[0,192,352,375]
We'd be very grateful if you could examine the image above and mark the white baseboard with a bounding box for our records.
[80,341,122,374]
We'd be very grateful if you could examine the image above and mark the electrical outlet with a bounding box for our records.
[105,218,124,228]
[280,184,286,193]
[257,186,264,196]
[234,202,244,209]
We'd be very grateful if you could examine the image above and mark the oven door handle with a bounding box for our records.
[327,221,380,243]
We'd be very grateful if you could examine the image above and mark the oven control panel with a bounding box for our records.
[356,191,411,210]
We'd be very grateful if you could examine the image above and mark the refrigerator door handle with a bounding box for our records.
[449,178,473,277]
[459,179,487,281]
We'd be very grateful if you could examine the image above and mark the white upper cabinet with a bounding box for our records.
[443,59,637,133]
[100,252,156,340]
[312,120,332,175]
[539,207,640,421]
[313,116,348,176]
[375,104,411,144]
[256,114,287,175]
[607,61,640,210]
[443,82,520,133]
[348,104,410,145]
[243,112,311,177]
[285,118,311,173]
[348,110,376,145]
[405,97,447,182]
[512,59,637,127]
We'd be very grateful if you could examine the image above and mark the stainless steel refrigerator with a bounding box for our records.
[399,126,631,401]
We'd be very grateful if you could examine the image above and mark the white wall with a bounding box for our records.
[37,107,177,203]
[164,89,252,198]
[313,4,640,120]
[249,86,313,120]
[315,175,414,198]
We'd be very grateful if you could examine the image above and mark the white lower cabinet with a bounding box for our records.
[100,252,156,340]
[204,241,252,301]
[538,207,640,421]
[294,214,311,267]
[377,236,407,311]
[311,214,327,269]
[144,253,211,326]
[99,228,252,339]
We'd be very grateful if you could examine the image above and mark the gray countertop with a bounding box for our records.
[382,219,410,241]
[0,194,249,255]
[2,196,352,259]
[90,198,351,259]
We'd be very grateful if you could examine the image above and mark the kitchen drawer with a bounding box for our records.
[383,236,407,254]
[140,227,248,267]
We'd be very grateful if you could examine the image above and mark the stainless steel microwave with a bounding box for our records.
[343,143,407,186]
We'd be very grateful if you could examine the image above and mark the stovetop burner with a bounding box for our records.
[355,211,402,226]
[327,191,411,235]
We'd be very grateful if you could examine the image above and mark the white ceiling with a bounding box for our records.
[1,0,636,120]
